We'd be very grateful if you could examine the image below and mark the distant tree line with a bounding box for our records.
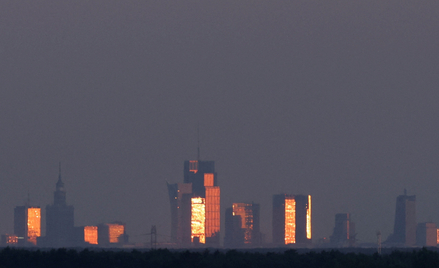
[0,247,439,268]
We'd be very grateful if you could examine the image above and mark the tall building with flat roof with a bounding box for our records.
[14,205,41,246]
[273,194,312,245]
[330,213,356,247]
[416,222,437,247]
[168,160,220,247]
[386,190,416,246]
[224,203,261,248]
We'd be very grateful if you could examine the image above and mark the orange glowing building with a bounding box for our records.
[84,226,98,245]
[168,160,221,247]
[191,197,206,243]
[224,203,261,248]
[14,205,41,246]
[97,222,127,247]
[1,234,18,246]
[273,194,311,245]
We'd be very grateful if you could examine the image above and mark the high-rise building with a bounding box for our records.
[386,190,416,246]
[272,194,312,245]
[97,222,128,247]
[83,226,98,245]
[14,205,41,246]
[416,222,437,247]
[224,203,261,248]
[44,164,75,247]
[329,213,356,247]
[167,160,220,247]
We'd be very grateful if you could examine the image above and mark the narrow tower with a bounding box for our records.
[44,163,75,247]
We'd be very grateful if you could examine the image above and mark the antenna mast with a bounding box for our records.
[197,123,200,160]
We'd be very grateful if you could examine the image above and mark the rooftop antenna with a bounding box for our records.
[197,123,200,161]
[59,162,62,180]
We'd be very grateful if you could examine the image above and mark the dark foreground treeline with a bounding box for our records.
[0,247,439,268]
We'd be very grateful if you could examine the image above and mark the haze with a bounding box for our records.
[0,0,438,244]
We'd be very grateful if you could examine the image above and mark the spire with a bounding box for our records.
[59,162,61,181]
[197,123,200,160]
[56,162,64,190]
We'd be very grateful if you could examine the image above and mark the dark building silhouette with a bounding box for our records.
[167,182,192,246]
[273,194,312,246]
[14,204,41,246]
[97,222,128,247]
[167,160,220,247]
[224,203,261,248]
[416,222,437,247]
[42,165,75,247]
[386,190,416,246]
[329,213,356,247]
[224,207,244,248]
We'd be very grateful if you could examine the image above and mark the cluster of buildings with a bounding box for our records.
[167,159,314,248]
[384,190,439,248]
[1,165,128,247]
[2,158,438,249]
[167,159,439,249]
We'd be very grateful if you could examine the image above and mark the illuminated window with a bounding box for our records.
[5,235,18,245]
[27,208,41,245]
[307,195,312,239]
[189,160,198,174]
[84,226,98,245]
[204,173,214,186]
[205,187,220,239]
[285,198,296,244]
[191,197,205,243]
[437,229,439,245]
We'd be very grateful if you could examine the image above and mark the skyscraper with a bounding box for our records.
[167,160,220,247]
[272,194,312,245]
[97,222,128,247]
[44,164,75,247]
[329,213,356,247]
[14,205,41,246]
[386,190,416,246]
[416,222,437,247]
[224,203,261,248]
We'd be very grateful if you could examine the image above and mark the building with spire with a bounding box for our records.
[167,159,221,247]
[43,164,75,247]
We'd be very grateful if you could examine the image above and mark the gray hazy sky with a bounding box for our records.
[1,0,439,244]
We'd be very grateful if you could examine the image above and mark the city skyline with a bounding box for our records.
[3,161,437,248]
[1,0,439,246]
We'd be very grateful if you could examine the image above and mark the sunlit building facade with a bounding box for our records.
[168,160,221,247]
[1,234,18,246]
[416,222,437,247]
[97,222,127,247]
[273,194,312,245]
[191,197,206,243]
[84,226,98,245]
[224,203,261,248]
[14,205,41,246]
[386,191,416,246]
